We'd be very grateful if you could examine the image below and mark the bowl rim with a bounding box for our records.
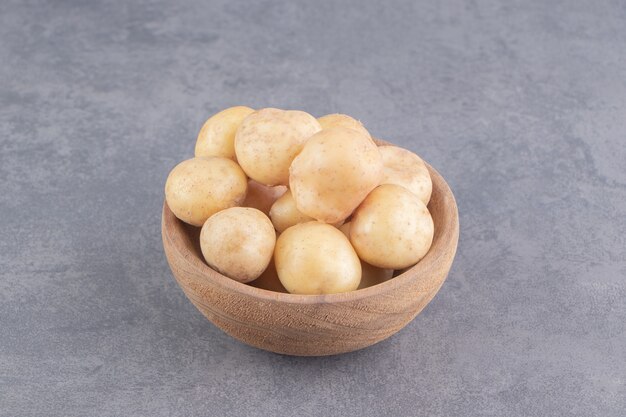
[162,144,459,305]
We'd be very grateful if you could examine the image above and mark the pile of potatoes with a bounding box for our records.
[165,106,434,295]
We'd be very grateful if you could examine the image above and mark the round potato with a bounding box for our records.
[165,157,247,226]
[317,113,371,139]
[275,222,361,294]
[350,184,434,269]
[378,145,432,205]
[195,106,254,160]
[338,222,393,289]
[242,180,287,216]
[235,108,321,186]
[270,191,344,232]
[269,190,314,233]
[200,207,276,283]
[289,127,383,224]
[248,260,287,293]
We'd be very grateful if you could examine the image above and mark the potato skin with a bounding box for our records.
[165,157,247,227]
[289,127,383,224]
[195,106,254,160]
[338,222,393,289]
[317,113,371,139]
[350,184,434,269]
[200,207,276,283]
[378,145,432,205]
[235,108,321,186]
[275,222,361,294]
[269,190,314,233]
[269,191,345,232]
[242,180,287,216]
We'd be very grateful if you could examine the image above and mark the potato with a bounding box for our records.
[269,190,314,233]
[317,113,371,139]
[248,260,288,293]
[165,157,247,226]
[350,184,434,269]
[338,222,393,289]
[275,222,361,294]
[269,191,345,232]
[235,108,321,186]
[200,207,276,283]
[378,145,432,205]
[195,106,254,160]
[289,127,383,223]
[242,180,287,216]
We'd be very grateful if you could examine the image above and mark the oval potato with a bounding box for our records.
[350,184,434,269]
[165,157,247,226]
[235,108,321,186]
[269,190,314,233]
[275,222,361,294]
[195,106,254,160]
[379,145,432,205]
[339,222,393,289]
[289,127,383,224]
[270,191,344,232]
[200,207,276,283]
[317,113,371,139]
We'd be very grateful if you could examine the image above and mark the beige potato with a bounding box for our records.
[248,260,288,293]
[195,106,254,160]
[275,222,361,294]
[338,222,394,289]
[289,127,383,223]
[379,145,432,205]
[269,190,314,233]
[317,113,371,139]
[165,157,247,226]
[235,108,321,186]
[200,207,276,283]
[270,191,345,232]
[242,180,287,216]
[350,184,434,269]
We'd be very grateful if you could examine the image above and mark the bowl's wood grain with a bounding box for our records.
[162,146,458,356]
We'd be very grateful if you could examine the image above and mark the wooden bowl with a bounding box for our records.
[162,147,459,356]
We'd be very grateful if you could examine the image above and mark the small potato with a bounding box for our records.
[269,190,314,233]
[317,113,371,139]
[378,145,432,205]
[242,180,287,216]
[235,108,321,186]
[289,127,383,223]
[165,157,247,226]
[248,260,288,293]
[200,207,276,283]
[195,106,254,160]
[275,222,361,294]
[350,184,434,269]
[270,191,345,232]
[338,222,393,289]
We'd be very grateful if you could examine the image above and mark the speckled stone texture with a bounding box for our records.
[1,0,625,416]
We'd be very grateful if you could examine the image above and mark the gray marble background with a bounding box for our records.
[1,0,625,416]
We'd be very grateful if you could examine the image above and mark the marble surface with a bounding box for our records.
[1,0,625,416]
